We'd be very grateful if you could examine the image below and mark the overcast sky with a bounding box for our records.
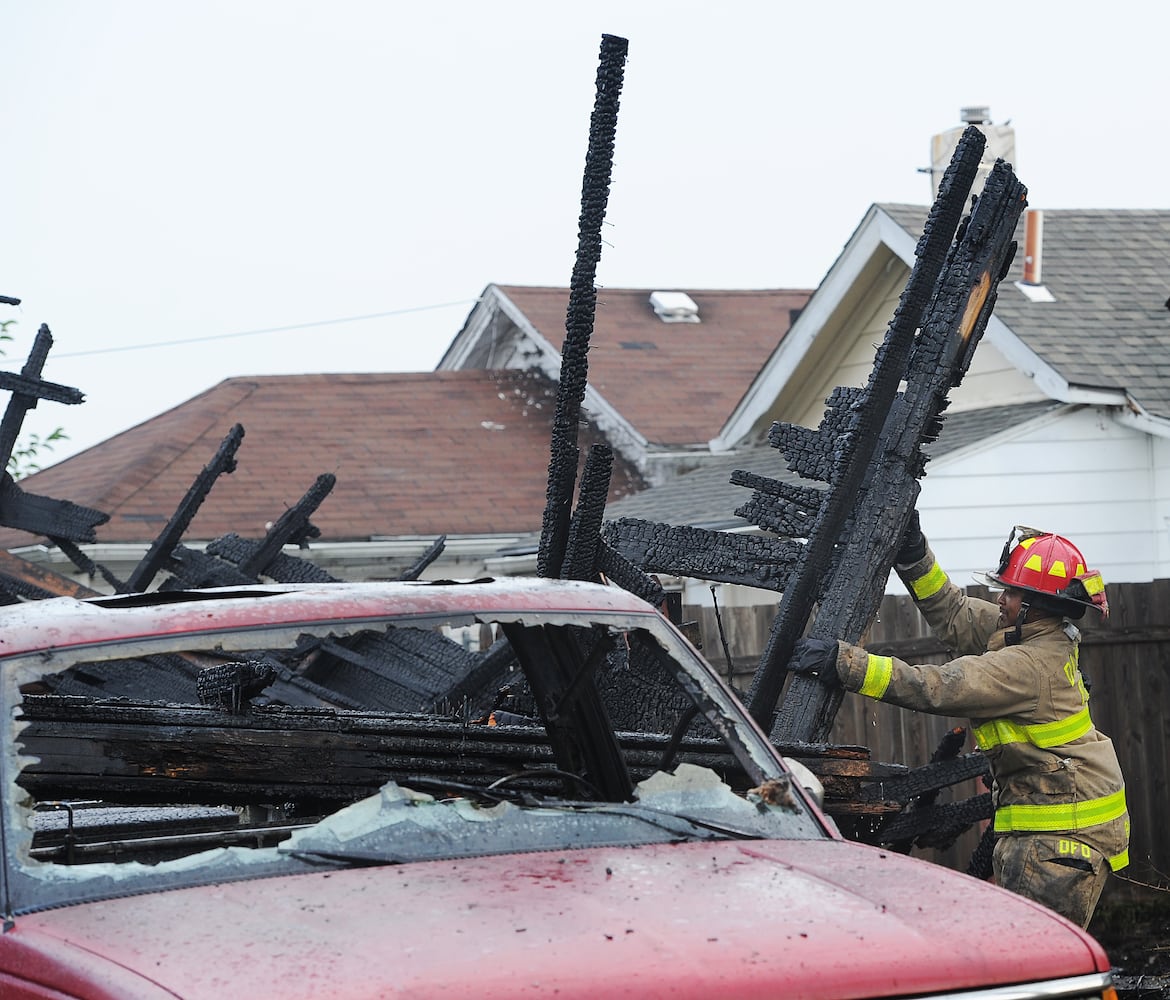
[3,1,1167,467]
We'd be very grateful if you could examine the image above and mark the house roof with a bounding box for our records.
[603,402,1061,531]
[0,370,644,548]
[880,204,1170,421]
[447,285,814,448]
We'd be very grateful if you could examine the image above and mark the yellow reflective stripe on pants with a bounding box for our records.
[1107,848,1129,871]
[908,561,948,600]
[973,705,1094,751]
[994,787,1128,837]
[859,655,893,698]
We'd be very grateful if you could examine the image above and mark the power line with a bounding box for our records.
[52,299,477,359]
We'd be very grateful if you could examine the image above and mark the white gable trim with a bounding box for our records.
[714,205,1133,454]
[875,211,1125,410]
[924,402,1083,469]
[981,315,1129,408]
[713,206,903,451]
[1113,406,1170,440]
[445,286,651,470]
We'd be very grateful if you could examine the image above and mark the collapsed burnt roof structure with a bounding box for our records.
[0,35,1026,869]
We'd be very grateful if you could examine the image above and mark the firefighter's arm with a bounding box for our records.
[835,642,1040,719]
[896,543,999,655]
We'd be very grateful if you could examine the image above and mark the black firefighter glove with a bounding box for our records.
[896,509,927,565]
[788,638,840,686]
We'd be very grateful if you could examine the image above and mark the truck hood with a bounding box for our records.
[3,839,1108,999]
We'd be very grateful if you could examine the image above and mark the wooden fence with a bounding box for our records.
[686,580,1170,896]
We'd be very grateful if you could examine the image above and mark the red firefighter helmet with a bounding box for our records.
[974,526,1109,620]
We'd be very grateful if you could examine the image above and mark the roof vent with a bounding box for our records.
[1014,209,1056,302]
[649,291,700,324]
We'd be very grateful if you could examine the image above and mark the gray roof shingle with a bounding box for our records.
[603,402,1060,531]
[880,205,1170,420]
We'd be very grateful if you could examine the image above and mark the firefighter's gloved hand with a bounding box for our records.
[896,509,927,565]
[789,638,840,685]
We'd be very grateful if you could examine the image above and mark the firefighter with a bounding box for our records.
[790,516,1129,928]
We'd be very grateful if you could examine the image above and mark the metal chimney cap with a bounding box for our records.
[961,105,991,124]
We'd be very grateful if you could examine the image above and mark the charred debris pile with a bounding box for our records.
[0,35,1026,868]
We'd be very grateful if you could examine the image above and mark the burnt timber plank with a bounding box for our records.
[744,127,994,731]
[0,475,110,543]
[121,424,244,593]
[537,34,627,578]
[0,326,108,543]
[0,549,99,600]
[0,324,84,468]
[17,696,904,818]
[769,155,1027,743]
[603,519,801,591]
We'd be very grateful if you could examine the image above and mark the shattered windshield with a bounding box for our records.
[3,603,822,912]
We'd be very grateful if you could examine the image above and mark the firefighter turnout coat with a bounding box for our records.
[834,545,1130,873]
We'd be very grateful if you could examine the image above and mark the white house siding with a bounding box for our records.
[896,404,1165,594]
[795,271,1044,431]
[1151,433,1170,571]
[795,272,903,429]
[948,336,1045,411]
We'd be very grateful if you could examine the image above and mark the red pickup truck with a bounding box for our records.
[0,579,1116,998]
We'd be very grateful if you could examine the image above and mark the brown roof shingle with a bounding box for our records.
[495,286,813,446]
[2,370,643,546]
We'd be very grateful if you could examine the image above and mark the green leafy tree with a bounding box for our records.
[0,319,69,480]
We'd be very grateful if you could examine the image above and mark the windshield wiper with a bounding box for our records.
[403,773,765,840]
[577,803,762,841]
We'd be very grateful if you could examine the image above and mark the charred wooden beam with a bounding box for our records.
[17,695,901,817]
[0,325,85,470]
[538,34,627,579]
[746,127,994,733]
[48,536,124,591]
[0,549,99,602]
[236,473,334,575]
[594,542,666,607]
[0,473,110,543]
[121,424,244,593]
[561,444,613,582]
[855,750,989,804]
[397,535,446,582]
[157,546,257,591]
[300,628,484,714]
[730,472,824,537]
[874,792,992,846]
[603,518,802,591]
[769,154,1027,743]
[204,534,338,584]
[159,474,337,589]
[0,326,107,543]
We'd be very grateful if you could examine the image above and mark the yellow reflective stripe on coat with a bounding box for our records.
[908,561,948,600]
[859,655,893,698]
[993,787,1128,837]
[973,705,1093,751]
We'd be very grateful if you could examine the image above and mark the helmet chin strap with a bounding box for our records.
[1007,601,1030,646]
